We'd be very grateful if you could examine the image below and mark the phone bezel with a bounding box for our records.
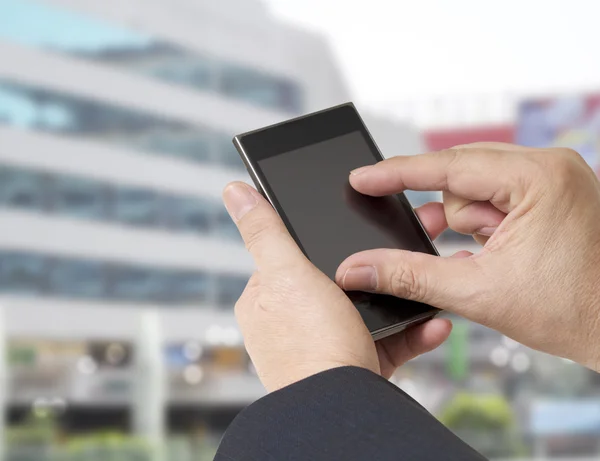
[233,102,440,340]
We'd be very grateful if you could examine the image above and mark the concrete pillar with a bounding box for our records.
[533,435,547,460]
[133,310,166,461]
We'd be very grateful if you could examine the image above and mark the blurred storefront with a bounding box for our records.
[517,94,600,173]
[424,125,515,151]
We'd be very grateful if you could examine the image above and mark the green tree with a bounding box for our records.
[439,392,526,458]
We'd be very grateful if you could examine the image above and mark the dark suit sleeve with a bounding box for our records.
[214,366,486,461]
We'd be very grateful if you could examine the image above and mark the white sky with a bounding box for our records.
[265,0,600,116]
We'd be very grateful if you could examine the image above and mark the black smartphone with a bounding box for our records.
[233,102,439,341]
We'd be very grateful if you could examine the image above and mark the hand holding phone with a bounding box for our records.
[223,181,452,391]
[234,103,440,340]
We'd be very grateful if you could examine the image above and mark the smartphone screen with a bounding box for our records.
[235,104,438,339]
[258,130,434,279]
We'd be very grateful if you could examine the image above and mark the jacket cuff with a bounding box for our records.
[215,366,485,461]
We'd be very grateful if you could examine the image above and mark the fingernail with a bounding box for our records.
[350,165,373,176]
[476,226,497,237]
[223,184,258,221]
[342,266,378,291]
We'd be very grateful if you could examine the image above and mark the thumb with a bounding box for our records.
[335,249,487,315]
[223,182,307,271]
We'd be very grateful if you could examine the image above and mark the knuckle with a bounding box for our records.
[443,147,462,168]
[558,147,583,161]
[242,219,270,252]
[433,148,461,189]
[550,148,581,170]
[388,259,425,301]
[544,148,583,188]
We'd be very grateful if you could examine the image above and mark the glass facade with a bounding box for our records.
[215,274,248,308]
[52,175,107,219]
[0,0,295,314]
[0,252,47,295]
[113,188,161,228]
[49,259,106,298]
[0,0,303,114]
[0,250,247,308]
[0,167,47,211]
[167,196,215,234]
[0,163,241,241]
[0,79,241,170]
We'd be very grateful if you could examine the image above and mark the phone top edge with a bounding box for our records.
[233,102,356,140]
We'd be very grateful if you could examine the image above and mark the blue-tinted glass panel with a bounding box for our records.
[215,274,248,308]
[0,80,216,164]
[49,259,106,298]
[0,82,77,131]
[52,175,107,219]
[214,207,242,242]
[0,163,235,237]
[0,0,152,52]
[138,53,213,90]
[111,266,170,302]
[137,130,212,162]
[113,188,160,227]
[220,65,302,113]
[0,79,174,134]
[168,271,210,304]
[0,1,303,113]
[216,136,244,169]
[168,197,213,234]
[0,166,45,211]
[0,250,249,307]
[0,252,47,294]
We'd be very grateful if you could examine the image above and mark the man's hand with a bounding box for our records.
[223,182,452,392]
[337,143,600,371]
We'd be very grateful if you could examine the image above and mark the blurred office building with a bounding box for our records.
[2,0,600,459]
[0,0,436,458]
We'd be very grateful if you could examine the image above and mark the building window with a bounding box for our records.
[142,53,213,91]
[138,129,213,163]
[0,80,217,165]
[49,259,106,298]
[168,271,210,304]
[214,207,241,242]
[215,135,244,169]
[215,274,248,308]
[0,163,247,240]
[51,175,107,219]
[0,166,45,211]
[168,196,213,234]
[0,0,304,113]
[219,64,302,113]
[0,250,244,308]
[112,187,160,227]
[110,266,170,302]
[0,252,47,295]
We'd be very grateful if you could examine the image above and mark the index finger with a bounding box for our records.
[350,147,534,212]
[223,182,305,270]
